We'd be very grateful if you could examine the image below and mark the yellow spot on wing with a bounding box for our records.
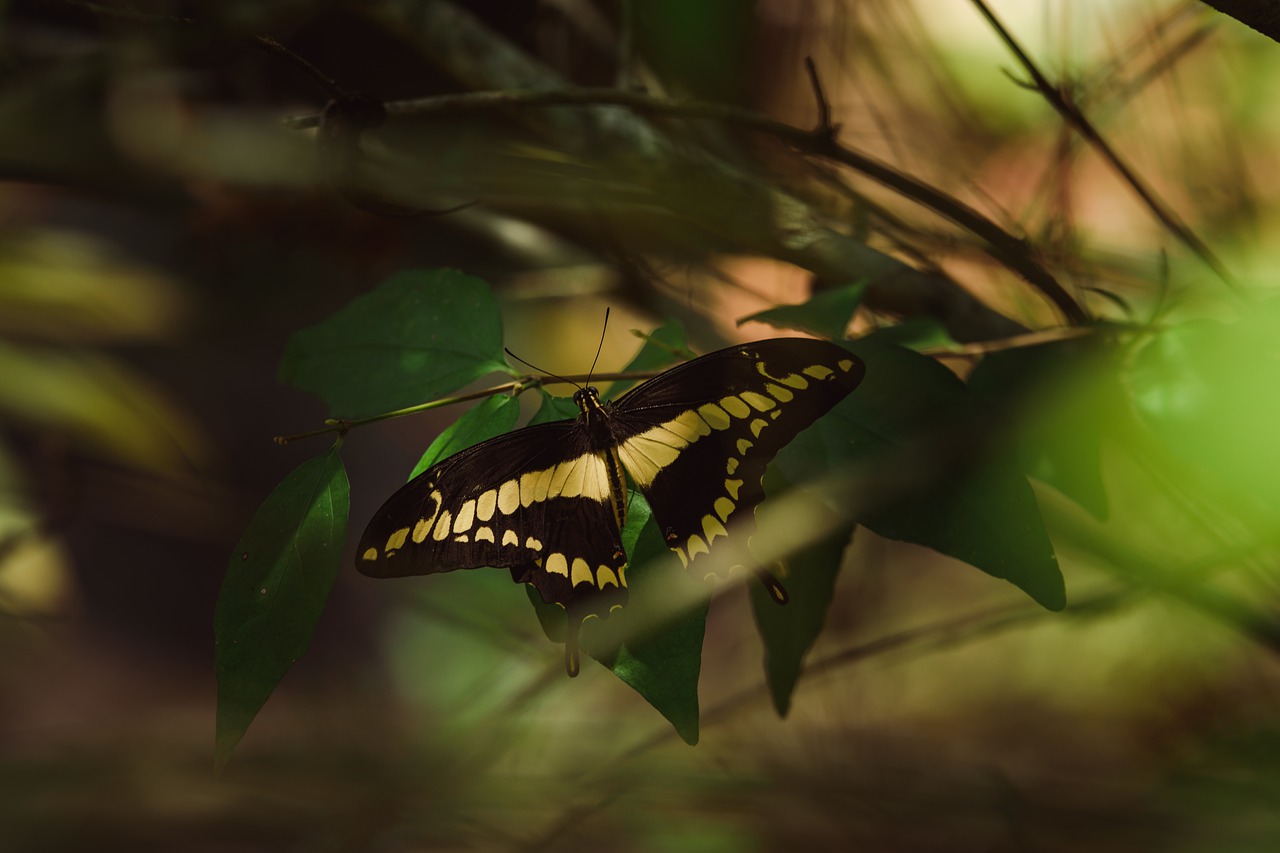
[618,565,628,587]
[546,553,569,576]
[432,511,452,541]
[618,428,684,487]
[698,402,732,430]
[412,515,434,544]
[475,527,495,543]
[725,479,743,499]
[766,382,794,402]
[361,547,378,562]
[502,529,519,547]
[571,557,593,587]
[750,418,769,437]
[838,359,854,372]
[525,536,542,551]
[598,566,619,588]
[497,480,520,515]
[726,458,739,474]
[758,361,809,389]
[736,438,753,455]
[702,514,728,544]
[667,409,712,442]
[385,527,409,552]
[675,548,688,568]
[687,534,710,560]
[720,395,750,418]
[453,499,476,533]
[476,489,497,521]
[741,391,776,411]
[714,496,735,522]
[803,364,834,380]
[453,534,468,543]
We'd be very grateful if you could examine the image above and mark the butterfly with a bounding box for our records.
[357,337,864,674]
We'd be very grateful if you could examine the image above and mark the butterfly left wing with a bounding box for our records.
[356,418,628,674]
[608,338,864,594]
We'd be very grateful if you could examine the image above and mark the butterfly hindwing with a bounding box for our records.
[357,419,629,626]
[609,339,864,580]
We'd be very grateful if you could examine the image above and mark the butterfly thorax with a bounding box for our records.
[572,386,629,529]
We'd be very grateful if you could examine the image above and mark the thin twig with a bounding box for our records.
[272,369,666,445]
[969,0,1236,291]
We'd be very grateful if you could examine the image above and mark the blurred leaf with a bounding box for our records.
[408,395,521,479]
[529,388,581,425]
[738,282,867,341]
[750,477,853,716]
[1129,306,1280,511]
[778,339,1065,611]
[0,340,205,473]
[0,230,187,343]
[280,270,509,419]
[635,0,753,103]
[529,492,706,745]
[968,336,1118,519]
[606,319,690,398]
[862,318,961,352]
[214,446,349,773]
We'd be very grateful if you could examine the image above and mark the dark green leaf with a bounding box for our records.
[750,476,853,717]
[606,320,690,398]
[968,336,1118,520]
[527,492,707,744]
[861,318,961,352]
[529,388,581,426]
[279,269,509,419]
[778,339,1065,611]
[408,395,521,479]
[738,282,867,341]
[214,446,350,773]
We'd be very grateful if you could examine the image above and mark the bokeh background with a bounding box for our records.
[2,1,1279,850]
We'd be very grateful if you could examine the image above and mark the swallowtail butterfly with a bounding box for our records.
[357,338,864,674]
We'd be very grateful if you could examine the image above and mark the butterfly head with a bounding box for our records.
[572,386,603,412]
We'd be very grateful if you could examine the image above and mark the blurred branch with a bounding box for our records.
[1199,0,1280,43]
[285,84,1086,328]
[971,0,1236,291]
[348,0,1085,340]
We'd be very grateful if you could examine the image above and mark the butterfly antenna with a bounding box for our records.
[585,307,610,387]
[504,347,580,391]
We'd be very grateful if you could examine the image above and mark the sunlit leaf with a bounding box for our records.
[214,446,350,773]
[408,395,521,479]
[778,339,1065,611]
[279,269,510,419]
[861,318,961,352]
[738,281,867,341]
[1129,306,1280,511]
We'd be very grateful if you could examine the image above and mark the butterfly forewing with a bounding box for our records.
[609,339,864,578]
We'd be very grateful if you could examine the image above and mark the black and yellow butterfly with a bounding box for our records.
[357,338,864,674]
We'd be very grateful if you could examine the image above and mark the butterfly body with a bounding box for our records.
[358,338,864,674]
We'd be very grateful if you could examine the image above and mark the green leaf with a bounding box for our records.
[214,446,350,773]
[606,319,690,398]
[527,492,707,744]
[1128,306,1280,511]
[778,339,1065,611]
[738,281,867,341]
[749,475,853,717]
[968,336,1118,520]
[279,270,509,419]
[529,388,581,426]
[408,395,521,479]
